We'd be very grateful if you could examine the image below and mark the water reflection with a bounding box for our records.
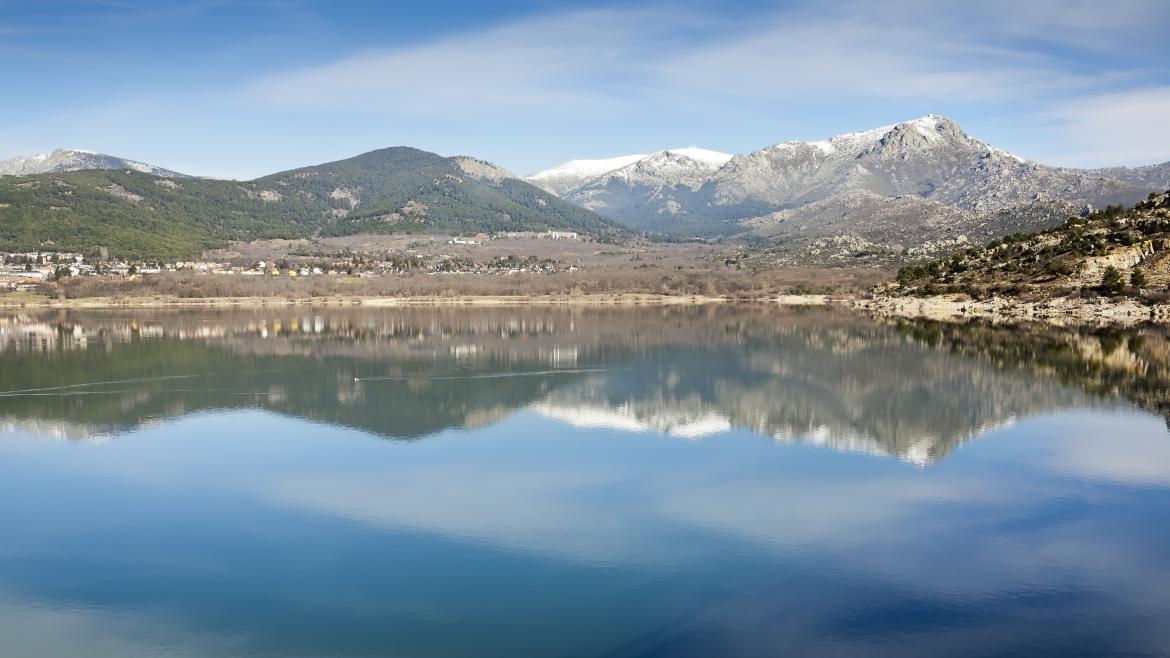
[2,308,1169,657]
[2,307,1168,463]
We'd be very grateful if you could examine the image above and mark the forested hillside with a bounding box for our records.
[0,147,624,259]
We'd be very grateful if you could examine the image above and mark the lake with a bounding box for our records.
[1,306,1168,657]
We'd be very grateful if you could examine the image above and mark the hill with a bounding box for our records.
[0,147,624,259]
[892,191,1170,300]
[255,148,620,237]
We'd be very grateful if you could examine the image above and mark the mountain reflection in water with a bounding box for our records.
[3,306,1170,658]
[2,307,1166,464]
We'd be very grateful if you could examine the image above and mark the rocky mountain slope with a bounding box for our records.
[557,148,735,235]
[893,191,1170,299]
[1093,162,1170,191]
[525,153,648,196]
[0,148,187,178]
[530,116,1166,262]
[0,147,624,259]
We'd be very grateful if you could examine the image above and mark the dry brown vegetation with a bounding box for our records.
[46,264,886,301]
[41,236,890,301]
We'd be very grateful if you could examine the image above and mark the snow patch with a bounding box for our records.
[527,154,648,181]
[660,147,733,168]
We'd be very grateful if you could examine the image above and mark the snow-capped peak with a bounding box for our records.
[525,148,732,195]
[752,115,978,159]
[527,116,1032,203]
[658,147,733,168]
[591,147,734,190]
[526,153,648,181]
[524,154,648,195]
[0,148,186,178]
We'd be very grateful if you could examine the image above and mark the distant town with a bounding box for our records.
[0,230,585,292]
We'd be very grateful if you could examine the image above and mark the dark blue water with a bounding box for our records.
[1,308,1168,657]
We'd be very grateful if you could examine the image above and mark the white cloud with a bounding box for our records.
[246,1,1167,111]
[238,0,1170,166]
[246,8,681,116]
[1044,87,1170,166]
[11,1,1166,170]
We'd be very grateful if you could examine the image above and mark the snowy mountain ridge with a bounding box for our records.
[525,153,648,196]
[0,148,187,178]
[526,148,731,196]
[524,115,1166,260]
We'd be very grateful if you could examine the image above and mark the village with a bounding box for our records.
[0,232,585,292]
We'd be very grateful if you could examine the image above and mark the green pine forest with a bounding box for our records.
[0,147,625,260]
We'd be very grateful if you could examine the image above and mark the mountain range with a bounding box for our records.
[0,147,622,258]
[526,115,1170,262]
[3,117,1169,262]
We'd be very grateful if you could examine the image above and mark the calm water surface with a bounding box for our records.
[1,307,1169,657]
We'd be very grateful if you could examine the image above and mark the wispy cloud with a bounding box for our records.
[5,0,1168,171]
[1044,87,1170,166]
[246,0,1168,110]
[238,0,1170,165]
[246,7,690,116]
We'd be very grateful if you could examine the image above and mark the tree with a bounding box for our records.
[1101,266,1125,293]
[1130,268,1148,288]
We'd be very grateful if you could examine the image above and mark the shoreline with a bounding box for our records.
[847,294,1170,326]
[5,290,1168,327]
[0,292,739,310]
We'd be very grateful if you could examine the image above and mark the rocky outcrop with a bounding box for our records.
[1071,240,1166,286]
[454,157,513,183]
[894,192,1170,297]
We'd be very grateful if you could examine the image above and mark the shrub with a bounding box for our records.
[1100,266,1125,293]
[1143,289,1170,304]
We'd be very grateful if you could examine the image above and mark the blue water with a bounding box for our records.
[1,308,1168,657]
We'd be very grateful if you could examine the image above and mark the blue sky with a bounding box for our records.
[2,0,1169,178]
